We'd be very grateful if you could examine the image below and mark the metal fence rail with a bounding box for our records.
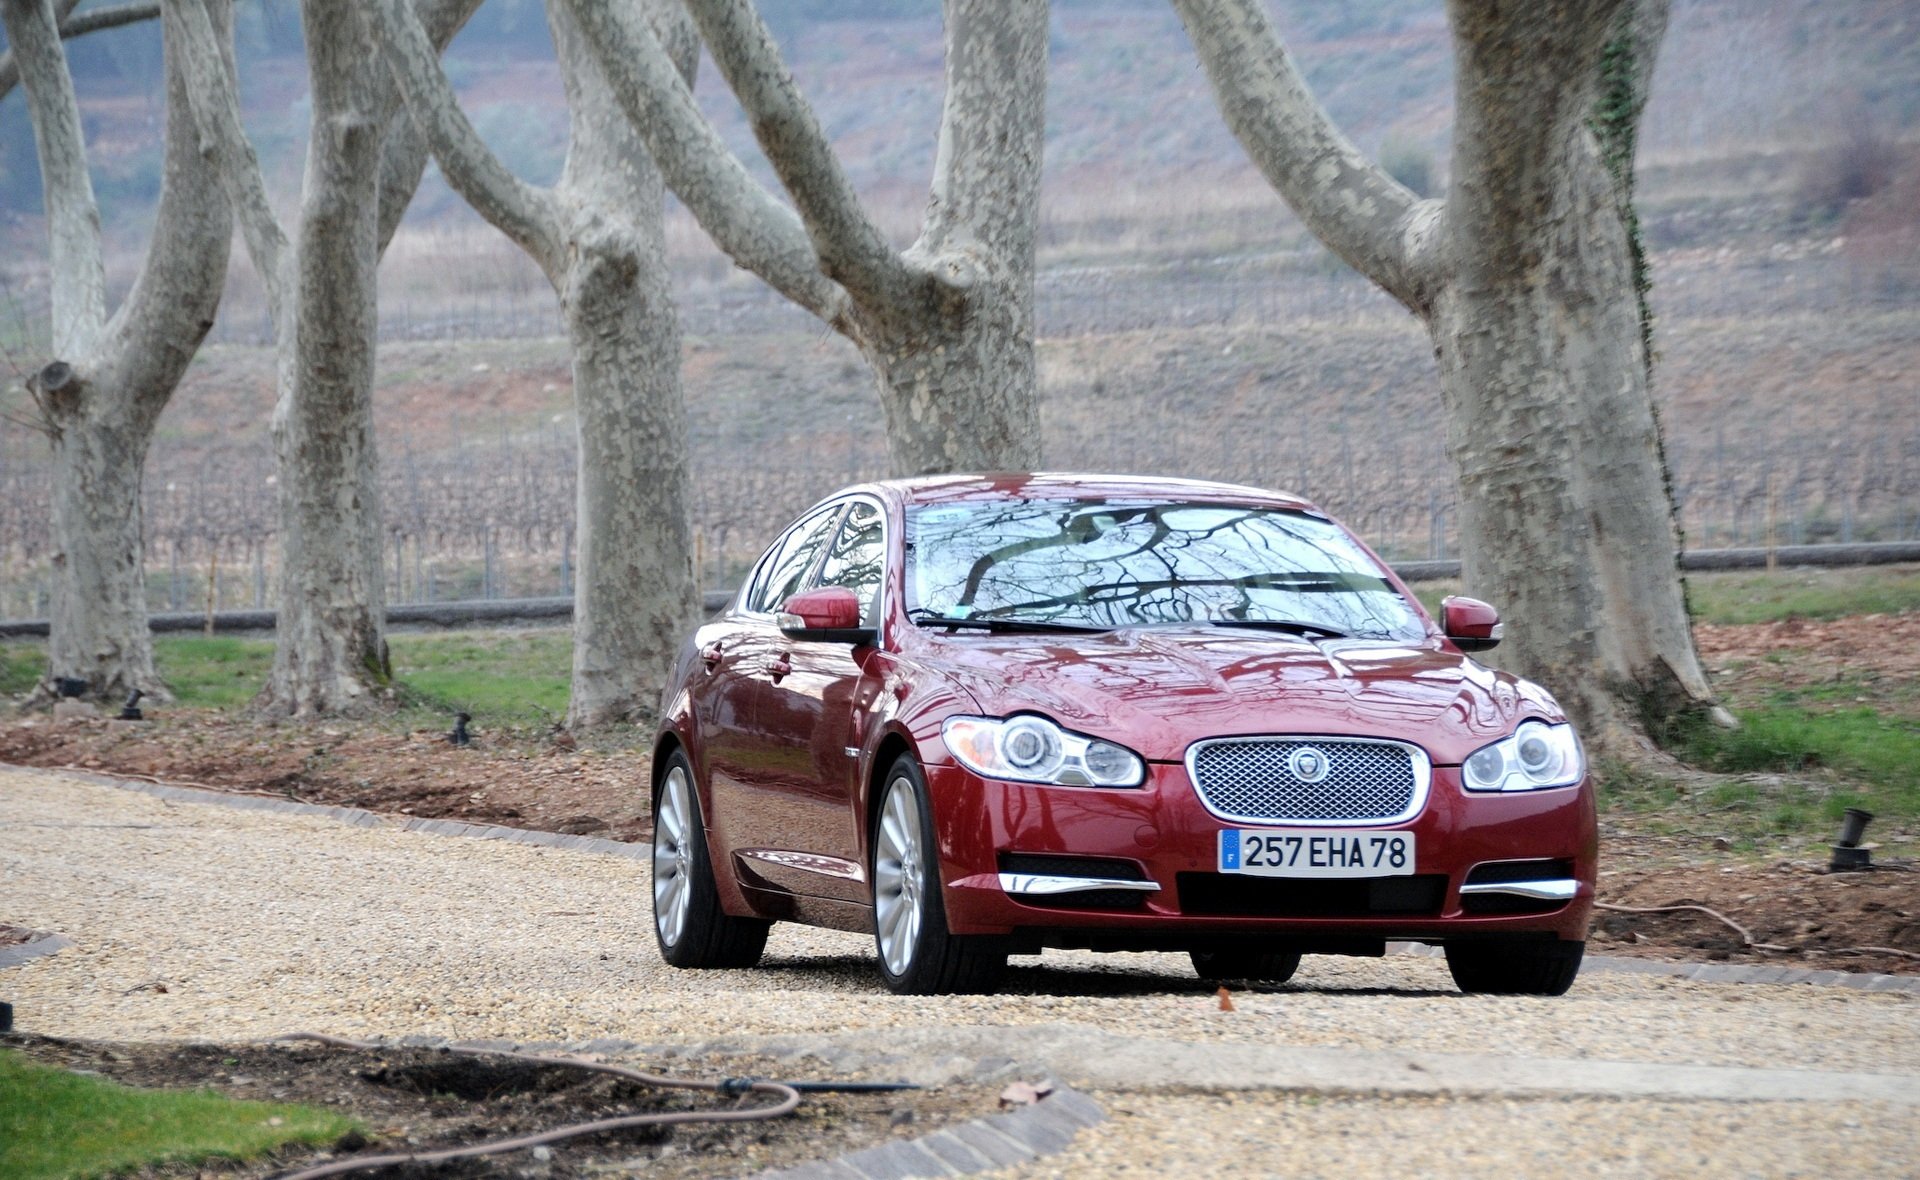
[3,543,1915,640]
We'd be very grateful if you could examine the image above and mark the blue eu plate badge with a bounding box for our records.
[1219,829,1242,870]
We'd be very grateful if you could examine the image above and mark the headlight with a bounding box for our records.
[941,715,1146,787]
[1460,720,1584,792]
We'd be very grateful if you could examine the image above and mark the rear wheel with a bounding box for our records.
[1190,948,1303,985]
[1445,939,1584,996]
[652,752,770,969]
[872,756,1007,995]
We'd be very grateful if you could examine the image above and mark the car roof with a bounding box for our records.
[858,472,1321,513]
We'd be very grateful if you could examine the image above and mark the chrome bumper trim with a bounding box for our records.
[1459,879,1579,901]
[998,873,1162,897]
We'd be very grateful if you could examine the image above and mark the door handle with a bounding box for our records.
[700,641,724,671]
[769,652,792,683]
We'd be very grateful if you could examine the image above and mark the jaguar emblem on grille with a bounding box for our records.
[1287,746,1331,783]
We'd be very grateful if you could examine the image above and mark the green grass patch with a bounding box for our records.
[0,1049,350,1180]
[3,632,576,725]
[1665,705,1920,833]
[0,642,41,696]
[151,636,276,708]
[388,629,573,727]
[1685,565,1920,625]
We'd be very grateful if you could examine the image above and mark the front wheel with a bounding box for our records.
[652,752,770,969]
[1445,939,1584,996]
[871,756,1006,995]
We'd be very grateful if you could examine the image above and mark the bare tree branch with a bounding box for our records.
[374,0,564,275]
[0,0,78,100]
[1171,0,1438,312]
[165,0,288,328]
[561,0,851,329]
[91,0,231,433]
[58,0,156,37]
[912,0,1046,286]
[0,2,152,101]
[373,0,487,254]
[1,0,106,356]
[684,0,911,305]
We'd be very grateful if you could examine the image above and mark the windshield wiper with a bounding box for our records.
[907,610,1112,634]
[1206,618,1349,639]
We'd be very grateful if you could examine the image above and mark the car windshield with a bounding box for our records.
[905,498,1425,640]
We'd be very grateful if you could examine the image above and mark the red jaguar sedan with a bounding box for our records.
[651,474,1595,995]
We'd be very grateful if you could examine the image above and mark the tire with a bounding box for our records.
[652,751,771,969]
[871,755,1007,995]
[1189,948,1303,985]
[1444,939,1584,996]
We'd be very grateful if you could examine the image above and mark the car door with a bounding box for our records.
[699,503,844,860]
[745,497,891,903]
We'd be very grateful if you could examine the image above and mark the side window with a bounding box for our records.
[817,500,885,624]
[749,505,843,615]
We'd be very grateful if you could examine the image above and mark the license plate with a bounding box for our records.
[1219,828,1415,878]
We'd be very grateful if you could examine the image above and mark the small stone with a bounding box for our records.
[531,1146,553,1162]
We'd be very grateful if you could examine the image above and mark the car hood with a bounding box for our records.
[903,626,1564,766]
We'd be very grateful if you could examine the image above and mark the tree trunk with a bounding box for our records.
[561,213,699,727]
[1438,0,1715,757]
[1174,0,1719,760]
[39,374,164,700]
[5,0,230,704]
[259,2,391,717]
[860,279,1043,475]
[862,0,1047,476]
[563,0,1047,479]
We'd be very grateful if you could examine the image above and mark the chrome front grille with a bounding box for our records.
[1185,737,1429,825]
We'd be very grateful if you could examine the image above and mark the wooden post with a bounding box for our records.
[1765,473,1778,573]
[204,544,218,636]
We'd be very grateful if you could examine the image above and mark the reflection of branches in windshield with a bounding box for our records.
[909,499,1422,640]
[956,504,1164,608]
[976,572,1390,629]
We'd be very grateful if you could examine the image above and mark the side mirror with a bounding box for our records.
[777,586,875,644]
[1441,595,1503,653]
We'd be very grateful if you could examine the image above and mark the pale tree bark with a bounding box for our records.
[377,0,702,727]
[168,0,479,718]
[2,0,229,704]
[0,0,158,102]
[1173,0,1719,759]
[565,0,1048,476]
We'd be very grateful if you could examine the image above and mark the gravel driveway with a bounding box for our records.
[5,767,1916,1177]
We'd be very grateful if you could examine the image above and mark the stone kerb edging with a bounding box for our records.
[8,763,1917,994]
[329,1033,1106,1180]
[751,1086,1105,1180]
[0,932,74,969]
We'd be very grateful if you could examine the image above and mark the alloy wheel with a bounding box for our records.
[652,765,694,948]
[873,775,924,976]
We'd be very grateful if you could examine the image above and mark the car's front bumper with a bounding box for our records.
[925,759,1596,948]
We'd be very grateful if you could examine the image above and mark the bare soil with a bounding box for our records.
[1696,612,1920,718]
[2,1032,988,1179]
[3,616,1916,979]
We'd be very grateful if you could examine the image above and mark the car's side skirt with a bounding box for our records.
[739,884,875,935]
